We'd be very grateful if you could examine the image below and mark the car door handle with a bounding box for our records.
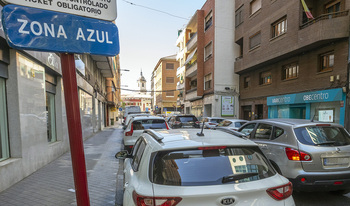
[124,182,129,188]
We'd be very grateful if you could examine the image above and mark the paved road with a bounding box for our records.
[293,191,350,205]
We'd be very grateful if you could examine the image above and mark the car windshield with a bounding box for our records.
[152,147,275,186]
[132,119,167,130]
[177,116,197,123]
[294,126,350,146]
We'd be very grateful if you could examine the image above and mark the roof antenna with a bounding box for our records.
[197,119,205,136]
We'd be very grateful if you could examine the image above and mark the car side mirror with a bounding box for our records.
[122,122,125,126]
[115,150,131,160]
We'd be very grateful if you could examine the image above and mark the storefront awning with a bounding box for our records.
[184,48,197,65]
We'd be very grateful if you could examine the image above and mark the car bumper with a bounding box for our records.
[289,173,350,192]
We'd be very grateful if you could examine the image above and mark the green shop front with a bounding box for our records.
[267,88,346,126]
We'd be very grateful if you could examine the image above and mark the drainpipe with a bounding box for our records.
[346,32,350,131]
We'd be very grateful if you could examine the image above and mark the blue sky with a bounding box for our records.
[116,0,206,94]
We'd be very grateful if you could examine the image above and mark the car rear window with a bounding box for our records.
[177,116,197,123]
[294,126,350,146]
[217,120,232,127]
[152,147,275,186]
[235,122,247,128]
[132,119,167,130]
[210,119,224,123]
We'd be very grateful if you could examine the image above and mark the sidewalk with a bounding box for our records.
[0,123,124,206]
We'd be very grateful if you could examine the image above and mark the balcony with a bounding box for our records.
[186,33,197,51]
[185,60,197,78]
[299,10,349,48]
[176,82,184,90]
[185,88,201,101]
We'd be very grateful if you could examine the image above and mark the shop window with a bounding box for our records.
[166,77,174,84]
[205,10,213,31]
[249,32,261,50]
[260,71,272,85]
[235,6,244,27]
[166,63,174,70]
[0,77,9,161]
[244,76,250,88]
[250,0,261,15]
[319,52,334,72]
[204,73,212,90]
[166,91,174,97]
[325,0,341,13]
[271,17,287,38]
[45,72,57,143]
[282,63,299,80]
[205,42,213,61]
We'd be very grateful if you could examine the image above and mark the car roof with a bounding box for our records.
[144,129,257,151]
[132,116,164,121]
[206,117,225,119]
[223,119,248,122]
[250,118,342,127]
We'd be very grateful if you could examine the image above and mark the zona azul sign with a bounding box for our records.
[2,5,120,56]
[2,0,117,21]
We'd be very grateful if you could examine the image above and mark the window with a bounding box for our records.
[260,71,272,85]
[244,76,250,88]
[132,139,146,171]
[204,73,212,90]
[235,6,244,27]
[45,72,57,143]
[282,63,299,80]
[249,32,261,50]
[254,124,273,139]
[0,77,9,161]
[239,123,257,137]
[205,42,213,61]
[325,0,341,13]
[271,17,287,38]
[205,11,213,31]
[166,77,174,84]
[274,127,284,139]
[166,91,174,97]
[166,63,174,70]
[320,52,334,72]
[152,147,275,186]
[250,0,261,15]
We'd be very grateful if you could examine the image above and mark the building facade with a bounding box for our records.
[235,0,350,129]
[151,55,180,115]
[176,0,240,118]
[0,5,119,192]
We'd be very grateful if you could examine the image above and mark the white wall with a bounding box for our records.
[213,0,240,118]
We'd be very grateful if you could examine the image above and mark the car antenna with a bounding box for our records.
[197,119,205,136]
[311,102,321,122]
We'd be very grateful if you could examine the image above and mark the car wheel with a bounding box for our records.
[330,189,350,195]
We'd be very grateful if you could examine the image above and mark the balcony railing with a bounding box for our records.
[185,60,197,78]
[186,33,197,51]
[300,10,349,29]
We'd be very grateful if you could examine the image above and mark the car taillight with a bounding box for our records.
[165,122,170,130]
[133,191,182,206]
[208,123,216,125]
[266,182,293,200]
[285,148,312,161]
[125,123,134,136]
[195,121,200,124]
[174,121,181,125]
[198,146,227,150]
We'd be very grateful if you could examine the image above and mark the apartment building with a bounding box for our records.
[176,0,240,118]
[151,55,179,114]
[106,55,122,125]
[0,5,119,191]
[235,0,350,129]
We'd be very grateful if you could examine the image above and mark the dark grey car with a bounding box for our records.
[238,119,350,193]
[167,114,200,129]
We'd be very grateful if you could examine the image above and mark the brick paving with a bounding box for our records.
[0,124,124,206]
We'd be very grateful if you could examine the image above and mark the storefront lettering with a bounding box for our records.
[303,92,329,101]
[272,96,291,104]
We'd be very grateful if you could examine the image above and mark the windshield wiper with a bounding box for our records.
[315,141,336,146]
[222,172,259,183]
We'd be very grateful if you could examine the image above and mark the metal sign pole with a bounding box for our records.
[61,53,90,206]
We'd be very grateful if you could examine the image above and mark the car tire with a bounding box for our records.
[330,189,350,195]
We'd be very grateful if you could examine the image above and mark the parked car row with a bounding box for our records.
[119,111,350,205]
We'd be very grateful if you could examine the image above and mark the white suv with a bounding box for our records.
[116,129,295,206]
[123,116,169,152]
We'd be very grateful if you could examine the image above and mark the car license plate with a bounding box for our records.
[323,157,350,167]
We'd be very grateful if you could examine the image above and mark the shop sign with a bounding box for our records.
[318,110,334,122]
[267,88,344,106]
[2,0,117,21]
[221,96,234,116]
[2,5,119,56]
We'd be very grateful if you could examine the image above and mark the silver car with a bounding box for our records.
[238,119,350,193]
